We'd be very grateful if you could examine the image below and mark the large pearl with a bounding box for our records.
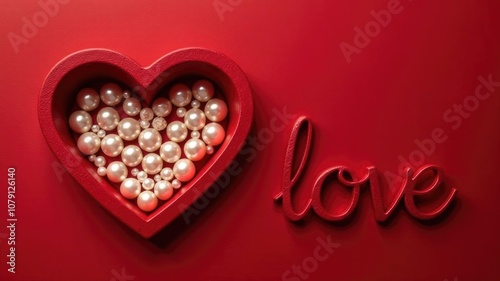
[106,161,128,183]
[120,178,141,199]
[138,128,162,152]
[97,107,120,131]
[154,180,173,200]
[100,83,123,106]
[137,191,158,212]
[169,84,192,107]
[77,132,101,155]
[117,118,141,141]
[192,79,214,102]
[122,97,142,116]
[166,121,188,143]
[101,134,124,157]
[205,98,228,122]
[159,141,181,163]
[69,110,92,133]
[184,108,206,131]
[142,153,163,175]
[76,88,100,111]
[184,138,206,161]
[121,145,143,167]
[173,158,196,182]
[202,123,225,146]
[152,97,172,117]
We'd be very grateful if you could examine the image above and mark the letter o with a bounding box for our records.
[302,256,318,273]
[463,95,480,112]
[258,128,274,144]
[365,20,381,37]
[408,150,425,167]
[33,11,49,27]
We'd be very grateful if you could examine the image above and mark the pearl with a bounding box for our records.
[169,84,192,107]
[69,110,92,133]
[138,128,162,152]
[97,167,107,176]
[140,108,154,121]
[206,145,214,155]
[137,191,158,212]
[176,107,186,118]
[120,178,141,199]
[123,97,142,116]
[202,123,226,146]
[106,161,128,183]
[172,179,181,189]
[160,168,174,181]
[100,83,123,106]
[191,130,200,139]
[140,120,150,129]
[121,145,143,167]
[123,91,130,99]
[192,79,214,102]
[152,97,172,117]
[173,158,196,182]
[159,141,181,163]
[184,108,206,131]
[152,117,167,131]
[88,155,96,162]
[76,88,100,111]
[97,129,106,138]
[97,107,120,131]
[154,174,162,182]
[91,125,100,132]
[131,168,139,176]
[184,138,207,161]
[154,181,173,200]
[95,156,106,167]
[77,132,101,155]
[137,171,148,182]
[101,134,124,157]
[142,153,163,175]
[205,98,228,122]
[142,178,155,190]
[191,100,200,108]
[117,118,141,141]
[166,121,188,142]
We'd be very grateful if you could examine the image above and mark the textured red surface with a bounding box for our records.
[1,0,500,280]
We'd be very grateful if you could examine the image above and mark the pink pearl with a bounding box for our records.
[137,191,158,212]
[192,80,214,102]
[169,84,192,107]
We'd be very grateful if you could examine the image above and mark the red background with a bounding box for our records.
[1,0,499,280]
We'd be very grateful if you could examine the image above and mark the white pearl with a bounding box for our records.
[160,168,174,181]
[97,167,107,176]
[131,168,139,176]
[142,153,163,175]
[202,123,225,146]
[101,134,124,157]
[159,141,181,163]
[77,132,101,155]
[94,156,106,167]
[137,171,148,182]
[106,161,128,183]
[140,120,150,129]
[152,117,167,131]
[97,107,120,131]
[120,178,141,199]
[142,178,155,190]
[117,118,141,141]
[76,88,100,111]
[176,107,186,117]
[154,181,173,200]
[205,98,228,122]
[140,108,154,121]
[138,128,162,152]
[169,84,192,107]
[192,79,214,102]
[152,97,172,117]
[173,158,196,182]
[91,125,100,132]
[184,108,206,131]
[137,191,158,212]
[69,110,92,133]
[154,174,162,182]
[206,145,214,155]
[122,97,142,116]
[88,155,96,162]
[191,130,200,139]
[100,83,123,106]
[191,100,200,108]
[121,145,143,167]
[172,179,181,189]
[184,138,206,161]
[97,129,106,138]
[166,121,188,142]
[123,90,131,99]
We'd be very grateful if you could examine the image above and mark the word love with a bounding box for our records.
[275,117,457,222]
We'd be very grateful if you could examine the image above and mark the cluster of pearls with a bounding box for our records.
[69,80,227,212]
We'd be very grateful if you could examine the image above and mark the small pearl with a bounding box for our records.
[166,121,188,142]
[206,145,214,155]
[101,134,124,157]
[192,79,214,102]
[205,98,228,122]
[123,97,142,116]
[100,83,123,106]
[123,90,131,99]
[160,168,174,181]
[97,129,106,138]
[159,141,181,163]
[91,125,100,132]
[191,100,200,108]
[97,107,120,131]
[176,107,186,118]
[106,161,128,183]
[77,132,101,155]
[117,118,141,141]
[121,145,143,167]
[137,191,158,212]
[69,110,92,133]
[140,108,154,121]
[173,158,196,182]
[97,167,107,176]
[152,97,172,117]
[202,123,226,146]
[191,130,200,139]
[138,128,162,152]
[140,120,150,129]
[88,155,96,162]
[142,178,155,190]
[120,178,141,199]
[137,171,148,182]
[172,179,181,189]
[142,153,163,175]
[154,180,173,200]
[184,138,207,161]
[131,168,139,176]
[184,108,206,131]
[152,117,167,131]
[154,174,162,182]
[169,84,192,107]
[95,156,106,167]
[76,88,100,111]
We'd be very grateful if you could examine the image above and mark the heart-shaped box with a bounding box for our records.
[38,48,253,238]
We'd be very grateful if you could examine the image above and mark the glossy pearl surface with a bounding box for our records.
[142,153,163,175]
[137,191,158,212]
[100,83,123,106]
[117,118,141,141]
[69,110,92,133]
[192,79,214,102]
[166,121,188,143]
[121,145,143,167]
[184,138,207,161]
[120,178,141,199]
[138,128,162,152]
[154,181,173,200]
[101,134,124,157]
[76,88,100,111]
[77,132,101,155]
[159,141,181,163]
[205,98,228,122]
[106,161,128,183]
[202,123,226,146]
[97,107,120,131]
[184,108,206,131]
[160,167,174,181]
[173,158,196,182]
[152,97,172,117]
[122,97,142,116]
[169,84,192,107]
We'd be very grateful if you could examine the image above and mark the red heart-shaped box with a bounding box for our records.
[38,48,253,238]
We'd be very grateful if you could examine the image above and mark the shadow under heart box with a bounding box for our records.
[38,48,253,238]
